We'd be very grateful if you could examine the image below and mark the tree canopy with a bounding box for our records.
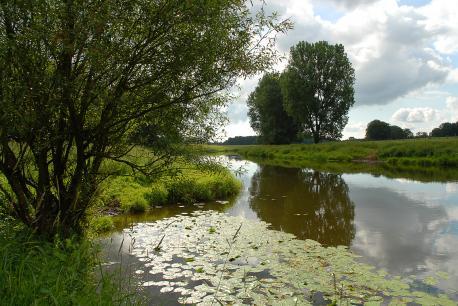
[247,73,299,144]
[365,120,413,140]
[281,41,355,144]
[431,122,458,137]
[0,0,290,237]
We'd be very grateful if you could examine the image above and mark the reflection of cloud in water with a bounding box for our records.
[349,186,448,272]
[446,183,458,194]
[220,158,458,297]
[344,173,458,209]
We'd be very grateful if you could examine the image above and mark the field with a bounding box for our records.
[208,137,458,181]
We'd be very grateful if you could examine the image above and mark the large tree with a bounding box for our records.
[247,73,299,144]
[281,41,355,143]
[366,120,412,140]
[431,122,458,137]
[0,0,290,237]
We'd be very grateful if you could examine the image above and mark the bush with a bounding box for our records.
[145,184,169,206]
[90,216,114,234]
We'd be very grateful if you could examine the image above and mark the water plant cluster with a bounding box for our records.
[119,211,455,305]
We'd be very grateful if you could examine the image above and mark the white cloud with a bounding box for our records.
[342,122,366,139]
[224,120,256,138]
[225,0,458,137]
[392,107,441,123]
[418,0,458,55]
[272,0,453,106]
[445,96,458,121]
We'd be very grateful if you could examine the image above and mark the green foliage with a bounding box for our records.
[210,137,458,180]
[281,41,355,143]
[90,216,115,234]
[222,136,259,145]
[97,163,241,210]
[366,119,412,140]
[145,185,169,206]
[431,121,458,137]
[0,221,133,305]
[0,0,290,237]
[247,73,299,144]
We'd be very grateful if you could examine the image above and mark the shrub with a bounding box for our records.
[145,184,169,206]
[90,216,114,234]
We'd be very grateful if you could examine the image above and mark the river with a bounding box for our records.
[101,157,458,304]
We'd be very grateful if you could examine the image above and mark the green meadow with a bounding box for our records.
[210,137,458,168]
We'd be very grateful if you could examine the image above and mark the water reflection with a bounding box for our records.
[248,166,355,246]
[104,158,458,300]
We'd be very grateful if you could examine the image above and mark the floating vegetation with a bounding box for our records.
[121,211,455,305]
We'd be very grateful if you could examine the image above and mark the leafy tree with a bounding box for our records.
[281,41,355,144]
[366,120,391,140]
[0,0,290,237]
[366,120,412,140]
[431,122,458,137]
[403,128,414,139]
[390,125,406,140]
[416,132,428,138]
[247,73,299,144]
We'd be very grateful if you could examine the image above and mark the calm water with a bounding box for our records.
[104,158,458,301]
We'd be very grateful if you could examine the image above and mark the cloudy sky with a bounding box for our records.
[224,0,458,139]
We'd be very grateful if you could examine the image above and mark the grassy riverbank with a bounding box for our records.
[0,146,242,303]
[210,137,458,168]
[0,218,137,305]
[93,160,240,215]
[87,147,241,233]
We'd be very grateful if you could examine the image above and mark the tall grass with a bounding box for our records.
[94,163,241,213]
[210,137,458,169]
[0,219,138,305]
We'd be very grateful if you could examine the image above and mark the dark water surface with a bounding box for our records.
[103,158,458,302]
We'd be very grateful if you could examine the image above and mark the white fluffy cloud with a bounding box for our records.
[274,0,454,105]
[419,0,458,55]
[446,96,458,121]
[225,0,458,138]
[392,107,441,123]
[342,122,367,139]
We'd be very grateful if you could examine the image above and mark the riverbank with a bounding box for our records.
[209,137,458,170]
[0,218,139,305]
[88,147,241,233]
[0,147,242,303]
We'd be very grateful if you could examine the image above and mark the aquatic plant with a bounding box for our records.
[118,211,455,305]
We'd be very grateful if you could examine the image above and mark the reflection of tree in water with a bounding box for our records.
[249,166,355,246]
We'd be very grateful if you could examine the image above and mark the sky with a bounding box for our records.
[223,0,458,140]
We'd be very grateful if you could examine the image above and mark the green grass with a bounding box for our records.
[0,219,137,306]
[92,148,242,213]
[209,137,458,169]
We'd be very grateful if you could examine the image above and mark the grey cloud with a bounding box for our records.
[355,12,448,105]
[317,0,381,10]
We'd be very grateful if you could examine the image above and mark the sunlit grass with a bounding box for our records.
[208,137,458,168]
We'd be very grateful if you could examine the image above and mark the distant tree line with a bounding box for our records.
[431,122,458,137]
[365,120,458,140]
[248,41,355,144]
[223,136,259,145]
